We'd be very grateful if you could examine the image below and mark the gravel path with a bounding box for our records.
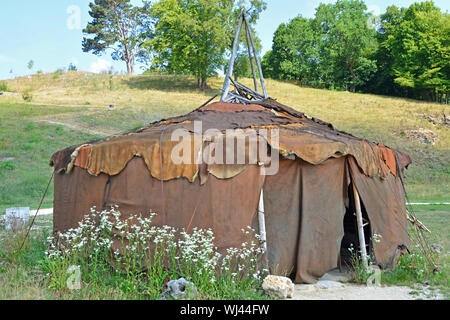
[291,283,443,300]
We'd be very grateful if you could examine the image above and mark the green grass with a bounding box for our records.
[411,206,449,252]
[0,103,99,212]
[409,198,450,203]
[0,211,268,300]
[380,207,449,298]
[1,208,447,300]
[73,107,162,133]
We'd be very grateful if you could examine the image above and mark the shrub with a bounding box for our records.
[52,69,64,79]
[68,63,77,71]
[0,81,10,92]
[55,125,64,134]
[22,88,33,102]
[381,242,448,288]
[0,160,15,171]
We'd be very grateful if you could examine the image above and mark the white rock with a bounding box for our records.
[262,275,295,299]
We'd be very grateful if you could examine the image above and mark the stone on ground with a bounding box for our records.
[262,275,295,299]
[158,278,198,300]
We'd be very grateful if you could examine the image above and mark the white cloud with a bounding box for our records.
[367,4,381,16]
[66,5,81,30]
[0,55,14,63]
[90,58,112,74]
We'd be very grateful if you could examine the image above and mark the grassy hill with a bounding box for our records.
[0,70,449,212]
[0,71,449,300]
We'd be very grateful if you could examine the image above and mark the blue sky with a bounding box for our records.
[0,0,448,80]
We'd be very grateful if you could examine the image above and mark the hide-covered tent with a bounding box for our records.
[50,98,412,284]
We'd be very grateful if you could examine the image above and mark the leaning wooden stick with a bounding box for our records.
[258,187,269,271]
[352,182,369,271]
[406,210,431,233]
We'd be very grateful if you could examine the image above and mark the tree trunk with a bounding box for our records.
[201,77,207,90]
[349,66,356,93]
[126,61,134,75]
[124,44,135,75]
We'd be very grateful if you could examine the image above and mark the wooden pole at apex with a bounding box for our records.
[243,14,268,99]
[245,26,258,92]
[220,12,244,101]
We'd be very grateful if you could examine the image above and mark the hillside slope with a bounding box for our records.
[0,71,448,210]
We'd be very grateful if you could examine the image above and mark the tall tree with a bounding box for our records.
[27,60,34,73]
[262,16,318,86]
[313,0,378,92]
[363,5,405,96]
[381,2,449,102]
[82,0,149,75]
[226,54,253,80]
[263,0,377,92]
[147,0,266,89]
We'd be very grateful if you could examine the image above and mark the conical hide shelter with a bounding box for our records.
[50,98,412,283]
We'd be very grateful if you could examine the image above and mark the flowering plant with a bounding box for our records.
[44,206,267,299]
